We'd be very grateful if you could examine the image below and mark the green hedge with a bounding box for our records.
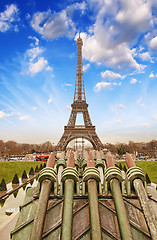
[0,161,43,184]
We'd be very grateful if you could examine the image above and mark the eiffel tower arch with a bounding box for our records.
[57,30,103,151]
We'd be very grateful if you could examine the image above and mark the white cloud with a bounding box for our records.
[83,63,90,72]
[64,83,72,87]
[29,57,48,74]
[101,70,123,79]
[31,2,86,40]
[48,97,53,104]
[66,105,71,110]
[28,36,39,47]
[73,0,156,71]
[94,82,111,91]
[94,72,122,92]
[149,36,157,50]
[0,110,13,119]
[118,104,126,109]
[140,103,145,108]
[139,52,153,62]
[19,115,30,121]
[152,114,157,119]
[149,71,156,78]
[138,46,144,52]
[0,4,20,32]
[136,96,145,107]
[26,46,44,62]
[74,1,86,14]
[137,96,143,103]
[130,78,137,84]
[76,31,145,72]
[14,25,19,32]
[116,1,151,28]
[23,39,53,75]
[33,106,37,111]
[26,13,31,20]
[115,119,122,123]
[46,66,53,71]
[140,123,150,128]
[62,83,73,91]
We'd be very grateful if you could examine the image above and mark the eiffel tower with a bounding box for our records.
[57,30,103,151]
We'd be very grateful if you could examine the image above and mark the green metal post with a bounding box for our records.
[133,179,157,240]
[88,179,102,240]
[61,179,74,240]
[30,154,55,240]
[110,179,133,240]
[86,152,102,240]
[126,153,157,240]
[30,179,52,240]
[106,153,133,240]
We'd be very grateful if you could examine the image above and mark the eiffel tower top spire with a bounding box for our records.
[73,29,86,102]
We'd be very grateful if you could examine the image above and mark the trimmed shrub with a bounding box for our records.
[0,179,7,191]
[29,167,34,175]
[23,185,26,191]
[145,173,151,184]
[22,170,28,179]
[13,190,18,198]
[39,164,43,170]
[35,165,39,172]
[119,163,122,170]
[123,165,127,172]
[12,174,19,184]
[30,179,34,186]
[0,199,5,207]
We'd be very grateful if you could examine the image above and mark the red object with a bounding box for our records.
[125,153,136,168]
[67,152,75,168]
[46,154,55,168]
[35,156,49,162]
[106,152,115,168]
[87,152,95,167]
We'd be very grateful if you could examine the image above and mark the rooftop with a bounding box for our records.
[11,151,157,240]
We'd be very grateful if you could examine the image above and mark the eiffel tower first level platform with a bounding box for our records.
[57,125,103,151]
[57,30,103,151]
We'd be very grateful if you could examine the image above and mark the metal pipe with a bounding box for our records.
[110,178,133,240]
[30,154,55,240]
[106,153,133,240]
[88,179,101,240]
[61,179,74,240]
[87,153,102,240]
[30,179,51,240]
[61,152,75,240]
[126,153,157,240]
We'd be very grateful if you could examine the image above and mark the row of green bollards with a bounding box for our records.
[0,163,46,191]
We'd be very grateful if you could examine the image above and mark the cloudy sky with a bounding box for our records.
[0,0,157,145]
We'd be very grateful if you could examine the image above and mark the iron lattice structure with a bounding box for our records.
[57,32,103,151]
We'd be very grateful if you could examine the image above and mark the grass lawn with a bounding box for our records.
[118,161,157,183]
[0,161,45,184]
[1,160,157,184]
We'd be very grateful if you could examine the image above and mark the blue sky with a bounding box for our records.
[0,0,157,145]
